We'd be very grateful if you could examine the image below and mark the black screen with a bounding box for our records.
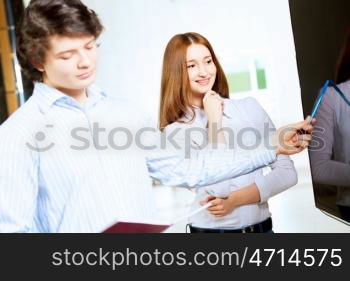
[289,0,350,225]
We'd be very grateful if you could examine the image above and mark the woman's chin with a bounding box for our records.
[194,87,212,95]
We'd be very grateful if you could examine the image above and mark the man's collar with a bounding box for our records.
[33,82,107,113]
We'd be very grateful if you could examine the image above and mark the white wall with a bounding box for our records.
[84,0,301,122]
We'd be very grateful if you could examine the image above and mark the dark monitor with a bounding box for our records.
[289,0,350,225]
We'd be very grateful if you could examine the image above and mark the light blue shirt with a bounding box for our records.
[0,83,276,232]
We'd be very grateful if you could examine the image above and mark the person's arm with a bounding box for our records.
[250,97,298,202]
[203,91,226,145]
[0,126,39,232]
[309,87,350,187]
[145,117,311,188]
[146,128,276,188]
[204,154,298,216]
[202,183,260,217]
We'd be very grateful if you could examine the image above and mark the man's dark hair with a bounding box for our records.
[16,0,103,82]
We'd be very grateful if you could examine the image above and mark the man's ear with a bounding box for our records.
[31,61,44,72]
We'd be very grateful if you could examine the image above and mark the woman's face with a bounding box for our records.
[186,43,217,95]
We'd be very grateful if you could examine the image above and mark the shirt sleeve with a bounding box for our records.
[246,97,298,203]
[0,125,39,232]
[144,121,277,188]
[309,87,350,187]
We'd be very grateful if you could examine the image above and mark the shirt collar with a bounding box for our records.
[222,99,233,118]
[86,84,107,107]
[33,82,107,114]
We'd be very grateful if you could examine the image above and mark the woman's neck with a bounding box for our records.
[190,92,204,108]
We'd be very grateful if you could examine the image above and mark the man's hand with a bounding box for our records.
[273,117,316,155]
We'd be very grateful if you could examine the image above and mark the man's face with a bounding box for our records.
[38,35,98,96]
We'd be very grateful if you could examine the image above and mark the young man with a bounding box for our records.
[0,0,313,232]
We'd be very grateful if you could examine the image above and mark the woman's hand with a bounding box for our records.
[199,183,261,217]
[203,90,224,124]
[203,91,226,144]
[200,194,235,217]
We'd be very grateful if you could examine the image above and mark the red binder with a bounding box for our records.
[102,202,212,233]
[103,221,171,233]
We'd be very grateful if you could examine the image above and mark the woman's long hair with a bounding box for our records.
[159,32,229,130]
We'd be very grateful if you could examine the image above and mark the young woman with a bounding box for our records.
[159,32,299,233]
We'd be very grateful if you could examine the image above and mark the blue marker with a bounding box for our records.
[310,80,330,120]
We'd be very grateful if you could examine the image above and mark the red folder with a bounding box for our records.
[102,202,212,233]
[103,222,171,233]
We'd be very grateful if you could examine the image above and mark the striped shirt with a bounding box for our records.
[0,83,276,232]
